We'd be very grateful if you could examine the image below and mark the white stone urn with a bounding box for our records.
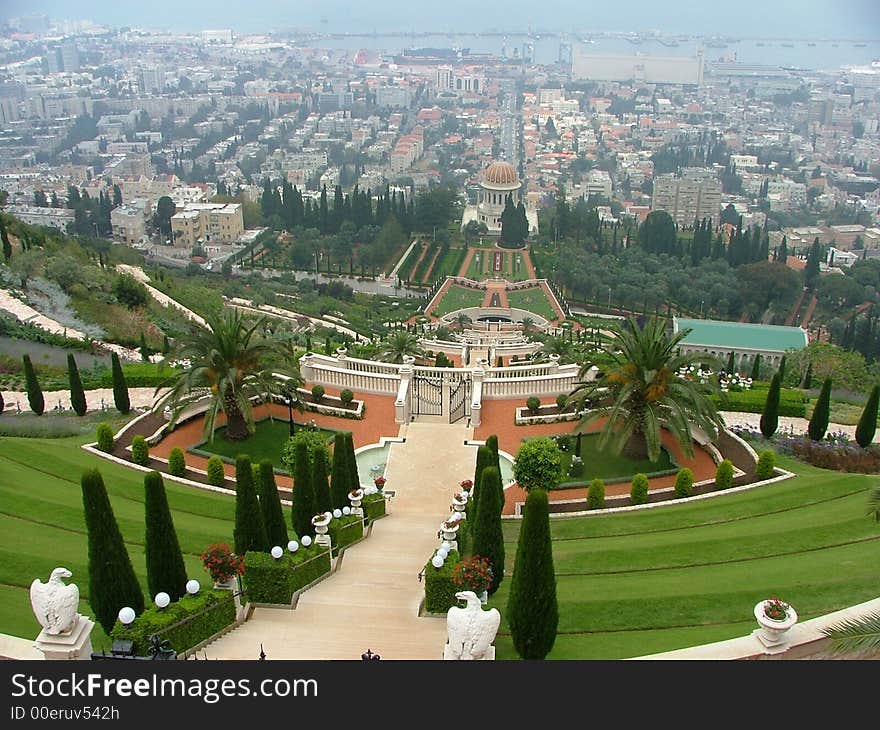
[441,520,460,543]
[312,512,332,548]
[754,599,798,648]
[451,492,468,513]
[349,488,364,517]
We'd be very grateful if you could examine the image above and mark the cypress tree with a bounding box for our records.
[330,432,350,509]
[257,460,289,547]
[808,378,832,441]
[143,471,188,602]
[0,390,4,415]
[81,468,144,634]
[344,432,360,500]
[472,466,505,595]
[110,352,130,414]
[803,362,813,389]
[234,455,269,555]
[506,488,558,660]
[472,445,494,517]
[139,332,149,362]
[0,215,11,262]
[67,353,87,417]
[726,351,735,374]
[760,372,782,439]
[855,384,879,448]
[311,446,332,515]
[750,353,762,381]
[778,355,787,384]
[292,441,316,538]
[485,434,502,476]
[22,354,44,415]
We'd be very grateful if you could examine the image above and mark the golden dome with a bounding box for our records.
[482,161,519,187]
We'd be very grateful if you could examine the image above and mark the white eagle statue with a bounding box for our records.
[30,567,80,636]
[445,590,501,660]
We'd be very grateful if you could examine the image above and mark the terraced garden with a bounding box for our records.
[430,284,486,317]
[506,286,558,321]
[488,453,880,658]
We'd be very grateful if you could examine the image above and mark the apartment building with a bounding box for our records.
[170,203,243,248]
[652,171,722,227]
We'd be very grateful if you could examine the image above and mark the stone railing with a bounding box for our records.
[481,372,579,400]
[300,353,399,395]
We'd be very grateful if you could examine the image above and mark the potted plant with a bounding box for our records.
[373,476,386,492]
[453,555,494,604]
[440,520,460,541]
[311,512,331,535]
[459,479,473,494]
[348,488,364,513]
[452,491,468,512]
[754,597,798,647]
[200,543,244,589]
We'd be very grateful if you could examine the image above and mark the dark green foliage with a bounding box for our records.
[855,385,879,448]
[726,351,735,373]
[244,547,331,604]
[760,373,781,439]
[513,437,563,492]
[81,468,144,634]
[756,450,776,480]
[311,446,332,514]
[113,273,148,309]
[130,435,149,466]
[0,216,11,262]
[328,515,364,555]
[234,455,269,555]
[555,393,569,410]
[22,354,44,416]
[472,444,494,516]
[712,386,806,417]
[339,388,354,405]
[291,441,316,538]
[506,489,558,660]
[630,473,649,505]
[111,589,234,656]
[673,468,693,499]
[472,467,505,594]
[168,447,186,477]
[362,493,386,522]
[311,384,325,402]
[330,432,350,510]
[143,471,188,601]
[587,478,605,509]
[778,356,787,382]
[715,459,734,490]
[750,354,762,381]
[808,378,832,441]
[110,352,130,414]
[139,331,149,362]
[206,456,226,487]
[343,431,360,500]
[67,353,87,416]
[423,550,460,614]
[526,396,541,413]
[803,362,813,389]
[0,390,3,415]
[96,422,114,453]
[257,460,289,548]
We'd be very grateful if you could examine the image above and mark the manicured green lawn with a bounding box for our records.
[193,418,336,470]
[0,435,236,649]
[507,286,558,321]
[488,453,880,658]
[545,432,675,485]
[431,284,486,317]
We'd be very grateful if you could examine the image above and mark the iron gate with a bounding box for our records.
[411,375,443,416]
[448,375,470,424]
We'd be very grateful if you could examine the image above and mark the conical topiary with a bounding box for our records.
[855,384,879,448]
[330,432,350,510]
[472,445,494,518]
[808,378,832,441]
[257,460,289,548]
[312,446,332,515]
[760,372,781,439]
[144,471,188,602]
[472,466,505,594]
[22,353,44,416]
[110,352,130,414]
[292,441,316,538]
[67,353,87,416]
[233,455,269,555]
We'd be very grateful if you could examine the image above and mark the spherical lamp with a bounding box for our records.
[154,592,170,609]
[342,506,351,516]
[287,540,299,553]
[333,508,342,519]
[271,546,283,559]
[118,607,136,625]
[301,535,312,547]
[185,579,200,595]
[431,554,444,569]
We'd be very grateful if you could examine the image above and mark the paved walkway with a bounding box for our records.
[719,410,880,444]
[206,421,475,659]
[1,387,166,414]
[115,264,208,329]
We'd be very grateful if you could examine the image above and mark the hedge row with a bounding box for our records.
[98,363,179,389]
[712,387,806,417]
[329,515,364,554]
[110,589,235,656]
[243,547,331,605]
[424,549,460,614]
[363,494,386,522]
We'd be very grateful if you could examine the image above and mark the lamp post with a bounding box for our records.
[700,300,705,318]
[285,391,295,436]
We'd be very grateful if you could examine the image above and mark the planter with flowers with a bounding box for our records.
[453,555,494,605]
[312,512,332,547]
[348,488,364,516]
[440,519,460,547]
[201,543,244,590]
[754,597,798,648]
[373,476,386,492]
[451,491,468,514]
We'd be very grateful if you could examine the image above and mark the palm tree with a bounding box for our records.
[540,336,575,364]
[452,312,472,332]
[821,612,880,655]
[156,309,300,442]
[376,331,425,364]
[569,317,724,461]
[521,317,536,335]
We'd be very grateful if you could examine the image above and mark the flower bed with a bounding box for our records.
[243,546,332,605]
[293,388,364,420]
[515,404,581,425]
[775,431,880,472]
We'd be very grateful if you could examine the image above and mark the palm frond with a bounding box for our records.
[821,611,880,654]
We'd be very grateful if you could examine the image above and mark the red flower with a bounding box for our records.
[200,542,244,582]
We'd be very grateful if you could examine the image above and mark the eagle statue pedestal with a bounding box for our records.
[34,616,95,660]
[443,590,500,660]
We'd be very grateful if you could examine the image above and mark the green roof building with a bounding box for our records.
[673,317,808,369]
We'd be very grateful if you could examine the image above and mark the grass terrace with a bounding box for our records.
[430,284,486,317]
[506,286,558,321]
[548,432,676,485]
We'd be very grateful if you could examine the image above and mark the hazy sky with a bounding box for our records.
[2,0,879,38]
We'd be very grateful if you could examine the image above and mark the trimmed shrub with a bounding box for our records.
[67,353,87,416]
[329,432,350,510]
[244,546,331,605]
[424,550,460,614]
[168,447,186,477]
[22,353,44,416]
[855,384,879,448]
[630,473,649,505]
[144,471,188,602]
[291,440,316,538]
[715,459,734,490]
[131,435,149,466]
[756,450,776,480]
[363,493,386,522]
[111,589,234,656]
[234,455,269,555]
[513,437,563,492]
[81,468,144,634]
[339,388,354,405]
[586,478,605,509]
[760,372,781,439]
[328,515,364,554]
[750,353,762,381]
[96,422,114,453]
[110,352,130,415]
[311,444,332,515]
[206,456,226,487]
[673,468,693,499]
[311,384,325,402]
[808,378,832,441]
[555,393,569,410]
[257,460,288,549]
[472,445,494,516]
[472,466,505,594]
[506,489,557,660]
[526,396,541,414]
